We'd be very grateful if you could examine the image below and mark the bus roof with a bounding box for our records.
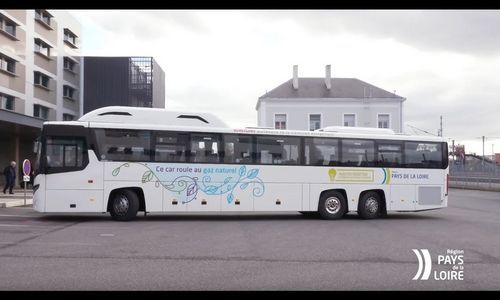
[78,106,229,128]
[43,106,447,143]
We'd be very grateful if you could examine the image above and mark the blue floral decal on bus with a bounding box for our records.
[112,163,265,204]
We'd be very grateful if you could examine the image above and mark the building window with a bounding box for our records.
[0,53,16,74]
[0,14,17,37]
[343,114,355,127]
[34,104,49,120]
[378,114,390,129]
[0,93,15,111]
[35,9,52,27]
[63,85,76,100]
[63,28,77,47]
[274,114,287,130]
[34,38,51,57]
[34,71,50,89]
[128,57,153,108]
[63,57,76,72]
[63,113,75,121]
[309,114,321,131]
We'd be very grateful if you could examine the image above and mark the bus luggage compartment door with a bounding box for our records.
[390,185,416,211]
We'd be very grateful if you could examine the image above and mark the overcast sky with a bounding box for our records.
[70,10,500,155]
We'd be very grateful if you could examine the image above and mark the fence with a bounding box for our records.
[449,156,500,192]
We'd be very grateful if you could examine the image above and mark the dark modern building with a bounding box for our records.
[83,57,165,114]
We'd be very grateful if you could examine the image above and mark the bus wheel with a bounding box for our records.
[358,192,382,219]
[109,189,139,221]
[318,191,347,220]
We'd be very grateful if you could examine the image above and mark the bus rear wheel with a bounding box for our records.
[109,189,139,221]
[318,191,347,220]
[358,191,382,219]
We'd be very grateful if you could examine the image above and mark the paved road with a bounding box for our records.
[0,189,499,290]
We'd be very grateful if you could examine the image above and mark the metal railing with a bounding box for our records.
[449,157,500,191]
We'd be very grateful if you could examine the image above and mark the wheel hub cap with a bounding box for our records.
[325,197,341,214]
[114,195,129,215]
[365,197,379,214]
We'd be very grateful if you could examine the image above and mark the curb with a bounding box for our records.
[0,199,33,208]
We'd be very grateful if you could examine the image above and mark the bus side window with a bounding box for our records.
[255,136,300,165]
[223,134,253,164]
[404,142,442,168]
[96,129,151,162]
[190,134,221,163]
[155,132,188,163]
[304,138,339,166]
[341,139,375,167]
[377,142,402,168]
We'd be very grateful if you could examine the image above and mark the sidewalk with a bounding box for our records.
[0,189,33,208]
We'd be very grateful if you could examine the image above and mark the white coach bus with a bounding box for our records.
[32,106,449,221]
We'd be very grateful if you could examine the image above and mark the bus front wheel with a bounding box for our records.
[318,191,347,220]
[109,189,139,221]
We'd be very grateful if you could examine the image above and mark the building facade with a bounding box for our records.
[0,9,82,187]
[256,65,406,133]
[83,56,165,114]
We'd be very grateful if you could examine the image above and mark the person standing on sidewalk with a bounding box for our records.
[3,161,16,194]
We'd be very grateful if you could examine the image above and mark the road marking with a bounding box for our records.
[100,233,114,237]
[0,224,30,227]
[0,241,100,246]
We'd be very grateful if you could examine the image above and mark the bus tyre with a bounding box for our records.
[318,191,347,220]
[110,189,139,221]
[358,192,382,219]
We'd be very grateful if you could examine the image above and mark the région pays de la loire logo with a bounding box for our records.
[412,249,464,281]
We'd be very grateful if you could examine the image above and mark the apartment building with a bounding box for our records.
[0,9,82,186]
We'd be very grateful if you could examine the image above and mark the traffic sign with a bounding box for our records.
[23,159,31,176]
[22,159,31,206]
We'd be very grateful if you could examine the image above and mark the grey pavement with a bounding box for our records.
[0,189,33,208]
[0,188,499,290]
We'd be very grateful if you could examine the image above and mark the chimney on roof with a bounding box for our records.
[292,65,298,89]
[325,64,331,90]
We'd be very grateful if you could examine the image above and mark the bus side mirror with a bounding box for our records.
[33,140,40,153]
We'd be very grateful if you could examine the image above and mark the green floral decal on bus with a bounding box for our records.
[112,163,265,204]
